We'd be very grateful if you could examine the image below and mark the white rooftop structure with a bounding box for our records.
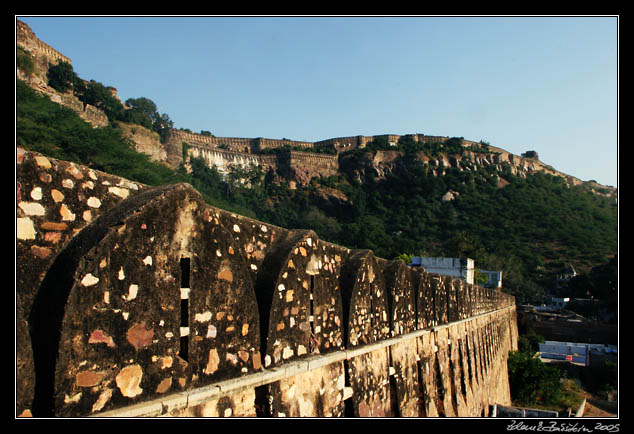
[539,341,589,366]
[538,341,617,367]
[409,257,475,285]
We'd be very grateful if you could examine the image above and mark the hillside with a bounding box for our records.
[16,20,618,307]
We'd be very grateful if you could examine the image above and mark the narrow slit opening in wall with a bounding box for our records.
[254,385,271,417]
[434,355,446,417]
[458,339,469,401]
[309,276,315,329]
[309,275,316,353]
[180,257,190,362]
[368,271,374,330]
[388,347,400,417]
[465,336,475,385]
[416,356,429,417]
[389,372,399,417]
[180,257,191,289]
[343,359,355,417]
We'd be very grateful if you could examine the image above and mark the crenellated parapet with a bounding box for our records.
[255,137,314,152]
[17,148,517,418]
[167,130,314,156]
[17,19,73,70]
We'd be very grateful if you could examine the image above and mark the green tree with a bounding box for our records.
[395,253,414,264]
[125,97,158,124]
[46,61,80,93]
[301,207,342,241]
[16,79,183,186]
[76,80,124,121]
[474,270,489,285]
[125,97,174,142]
[153,112,174,142]
[517,330,545,354]
[507,350,562,405]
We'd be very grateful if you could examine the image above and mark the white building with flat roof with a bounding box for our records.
[409,257,475,285]
[539,341,589,366]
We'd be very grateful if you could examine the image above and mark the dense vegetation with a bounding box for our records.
[16,80,263,220]
[16,74,618,306]
[46,61,174,142]
[16,80,182,186]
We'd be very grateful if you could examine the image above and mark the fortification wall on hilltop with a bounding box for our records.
[167,130,227,149]
[185,144,339,185]
[287,151,339,184]
[186,145,276,174]
[280,150,339,175]
[167,130,314,155]
[203,135,253,153]
[314,134,481,154]
[163,128,567,188]
[173,131,340,185]
[17,148,517,418]
[173,131,472,159]
[17,20,72,69]
[17,20,109,129]
[314,136,363,153]
[256,137,314,151]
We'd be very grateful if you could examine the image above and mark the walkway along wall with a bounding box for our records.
[16,148,518,418]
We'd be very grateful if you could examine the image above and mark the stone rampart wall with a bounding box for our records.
[286,151,339,173]
[17,148,517,418]
[17,20,73,68]
[167,130,314,154]
[184,143,339,185]
[257,138,314,151]
[186,145,269,174]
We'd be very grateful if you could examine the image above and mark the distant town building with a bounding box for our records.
[538,341,618,367]
[479,269,503,289]
[409,257,475,285]
[539,341,590,366]
[550,297,570,310]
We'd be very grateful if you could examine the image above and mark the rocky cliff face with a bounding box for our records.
[340,146,616,200]
[115,122,166,164]
[17,67,110,129]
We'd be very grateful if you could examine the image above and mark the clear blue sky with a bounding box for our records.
[17,15,619,187]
